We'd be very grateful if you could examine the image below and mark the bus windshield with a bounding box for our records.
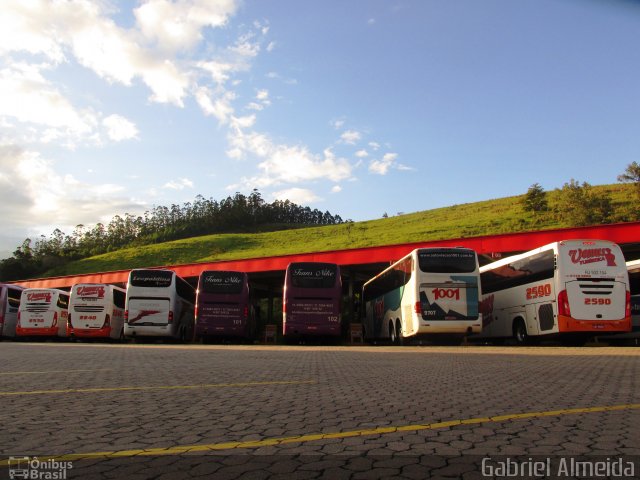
[130,270,173,288]
[290,263,338,289]
[200,271,244,294]
[418,249,477,273]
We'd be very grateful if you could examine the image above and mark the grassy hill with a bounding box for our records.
[46,183,637,276]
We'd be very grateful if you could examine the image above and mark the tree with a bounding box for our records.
[555,179,613,226]
[522,183,548,213]
[618,161,640,207]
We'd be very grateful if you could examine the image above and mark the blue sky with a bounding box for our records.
[0,0,639,258]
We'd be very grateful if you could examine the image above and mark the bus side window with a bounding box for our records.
[113,289,126,309]
[57,294,69,309]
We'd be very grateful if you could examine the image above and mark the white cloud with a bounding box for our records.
[355,149,369,158]
[256,89,269,101]
[272,188,320,205]
[134,0,238,53]
[195,87,236,124]
[0,145,144,238]
[103,114,139,142]
[0,63,97,144]
[369,152,399,175]
[341,129,361,145]
[369,141,380,150]
[163,178,194,190]
[331,185,342,193]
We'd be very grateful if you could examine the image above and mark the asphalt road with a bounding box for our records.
[0,342,639,479]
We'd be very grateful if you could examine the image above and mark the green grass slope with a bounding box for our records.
[46,184,637,276]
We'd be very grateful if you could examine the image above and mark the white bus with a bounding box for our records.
[0,284,25,337]
[605,259,640,345]
[629,259,640,336]
[362,247,482,344]
[16,288,70,338]
[124,269,195,341]
[69,284,126,340]
[479,239,631,345]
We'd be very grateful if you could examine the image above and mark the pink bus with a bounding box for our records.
[195,271,254,340]
[283,262,342,338]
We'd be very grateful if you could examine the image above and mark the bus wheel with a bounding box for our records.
[118,328,125,342]
[395,320,403,346]
[513,319,529,346]
[389,322,397,345]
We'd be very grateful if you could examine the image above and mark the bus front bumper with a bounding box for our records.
[558,315,631,333]
[73,326,112,338]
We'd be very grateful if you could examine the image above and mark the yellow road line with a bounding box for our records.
[0,379,316,396]
[0,369,112,376]
[2,402,638,465]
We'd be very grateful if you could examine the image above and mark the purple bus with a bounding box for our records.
[283,262,342,337]
[195,270,253,340]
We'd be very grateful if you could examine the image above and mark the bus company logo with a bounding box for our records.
[134,275,166,282]
[205,276,242,284]
[77,286,105,298]
[8,456,72,479]
[479,294,495,326]
[568,248,617,267]
[293,268,335,278]
[27,292,51,303]
[432,288,460,301]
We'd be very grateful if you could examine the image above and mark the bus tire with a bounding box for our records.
[389,322,397,345]
[513,319,529,346]
[395,320,403,346]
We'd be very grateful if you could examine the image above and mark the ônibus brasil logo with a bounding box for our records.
[568,247,617,267]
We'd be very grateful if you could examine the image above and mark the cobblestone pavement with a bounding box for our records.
[0,343,638,479]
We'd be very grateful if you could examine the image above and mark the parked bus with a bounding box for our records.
[16,288,70,338]
[195,271,254,340]
[0,284,25,337]
[605,259,640,345]
[124,269,195,341]
[362,247,482,344]
[629,259,640,336]
[283,262,342,337]
[479,239,631,344]
[69,284,126,340]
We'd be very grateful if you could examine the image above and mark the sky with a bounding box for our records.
[0,0,639,259]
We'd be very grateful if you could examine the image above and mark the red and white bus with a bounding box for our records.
[283,262,342,338]
[195,271,254,340]
[16,288,70,338]
[124,269,195,341]
[479,239,631,344]
[69,284,126,340]
[628,259,640,336]
[0,284,24,337]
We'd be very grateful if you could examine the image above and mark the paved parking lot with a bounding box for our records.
[0,342,639,479]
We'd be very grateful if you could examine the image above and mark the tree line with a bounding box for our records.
[0,190,344,281]
[522,162,640,224]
